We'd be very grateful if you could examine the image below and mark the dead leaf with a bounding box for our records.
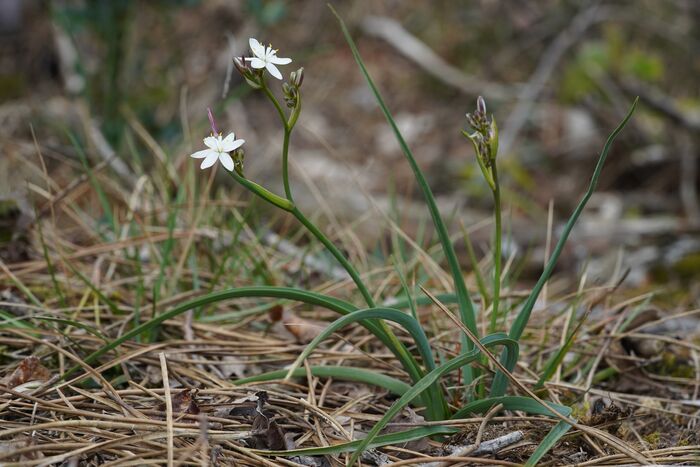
[252,417,286,450]
[228,391,272,418]
[382,407,428,454]
[279,309,326,344]
[6,356,51,389]
[268,304,284,322]
[0,435,42,462]
[158,388,200,415]
[219,355,247,379]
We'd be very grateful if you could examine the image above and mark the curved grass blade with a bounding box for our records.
[491,98,639,397]
[63,287,360,379]
[234,365,410,396]
[285,307,447,420]
[526,420,572,466]
[330,5,480,394]
[0,311,37,330]
[383,292,458,310]
[451,395,571,420]
[347,333,518,465]
[254,425,458,457]
[34,317,108,342]
[449,395,573,466]
[287,308,435,377]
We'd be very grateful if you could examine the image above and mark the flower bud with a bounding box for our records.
[488,118,499,162]
[477,95,486,115]
[233,148,245,176]
[233,56,248,75]
[290,67,304,88]
[235,56,262,89]
[207,107,219,135]
[282,82,298,108]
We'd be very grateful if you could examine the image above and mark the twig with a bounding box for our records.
[420,286,651,465]
[160,353,174,467]
[499,4,605,156]
[620,80,700,131]
[81,105,135,184]
[429,405,516,467]
[360,16,514,99]
[468,430,523,456]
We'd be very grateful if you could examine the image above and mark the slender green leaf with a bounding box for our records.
[526,420,573,466]
[286,307,447,420]
[62,286,410,380]
[449,394,574,465]
[255,425,458,457]
[535,300,589,389]
[235,366,410,396]
[347,333,518,465]
[451,395,571,420]
[492,98,638,397]
[330,5,480,394]
[34,317,108,342]
[0,311,37,330]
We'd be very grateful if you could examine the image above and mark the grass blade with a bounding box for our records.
[254,425,458,457]
[285,307,447,420]
[491,98,638,397]
[330,5,480,393]
[235,365,411,396]
[451,395,571,420]
[347,333,518,465]
[63,286,415,380]
[526,420,572,466]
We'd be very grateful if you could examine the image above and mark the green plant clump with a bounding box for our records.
[75,7,639,465]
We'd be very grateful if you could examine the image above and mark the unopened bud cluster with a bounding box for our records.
[282,67,304,108]
[463,96,499,190]
[234,57,262,89]
[464,96,498,166]
[233,148,245,176]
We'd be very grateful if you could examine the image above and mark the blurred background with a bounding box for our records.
[1,0,699,302]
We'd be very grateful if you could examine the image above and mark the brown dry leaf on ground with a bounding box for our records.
[157,388,200,415]
[269,305,327,343]
[0,435,43,463]
[4,356,50,389]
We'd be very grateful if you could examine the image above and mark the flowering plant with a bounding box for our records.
[176,22,639,465]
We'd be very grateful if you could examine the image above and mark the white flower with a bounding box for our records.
[245,38,292,80]
[190,133,245,171]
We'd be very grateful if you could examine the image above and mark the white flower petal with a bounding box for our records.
[266,62,282,80]
[191,149,213,159]
[219,152,234,171]
[203,136,218,149]
[229,139,245,151]
[269,56,291,65]
[201,153,219,169]
[249,57,266,69]
[249,38,266,58]
[222,135,245,152]
[221,132,236,144]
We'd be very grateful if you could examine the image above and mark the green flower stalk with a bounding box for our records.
[463,96,502,333]
[190,42,437,412]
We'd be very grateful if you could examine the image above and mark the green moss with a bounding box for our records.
[650,352,695,378]
[571,401,590,420]
[643,431,661,448]
[671,253,700,280]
